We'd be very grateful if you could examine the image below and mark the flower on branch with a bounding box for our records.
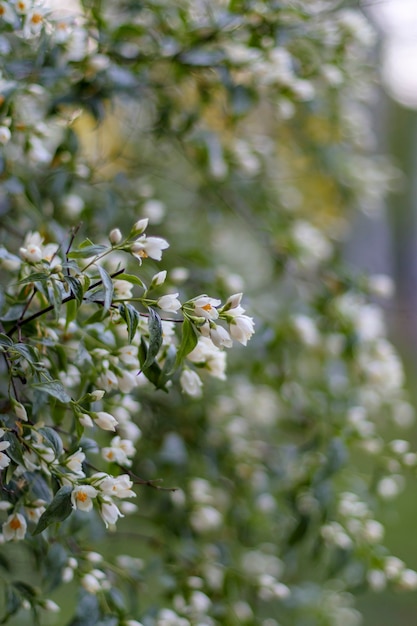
[2,513,27,541]
[71,485,98,512]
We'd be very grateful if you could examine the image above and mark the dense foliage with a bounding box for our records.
[0,1,414,625]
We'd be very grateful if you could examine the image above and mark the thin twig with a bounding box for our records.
[6,268,126,337]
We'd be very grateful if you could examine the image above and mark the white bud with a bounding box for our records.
[132,218,149,235]
[109,228,122,244]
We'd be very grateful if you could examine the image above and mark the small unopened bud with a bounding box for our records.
[131,218,148,235]
[109,228,122,245]
[151,270,167,286]
[14,401,28,422]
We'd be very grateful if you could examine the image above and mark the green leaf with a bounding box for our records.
[49,278,63,321]
[119,303,140,343]
[2,432,25,466]
[0,333,13,348]
[64,276,84,305]
[65,298,78,327]
[97,265,114,312]
[12,343,40,367]
[33,486,73,535]
[113,272,146,289]
[174,318,198,369]
[0,304,25,322]
[141,307,162,370]
[38,427,63,457]
[17,272,50,285]
[31,380,71,403]
[68,244,108,258]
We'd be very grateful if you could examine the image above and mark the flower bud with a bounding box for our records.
[131,218,149,235]
[109,228,122,245]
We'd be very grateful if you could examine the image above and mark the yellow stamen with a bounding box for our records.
[10,517,22,530]
[77,491,88,503]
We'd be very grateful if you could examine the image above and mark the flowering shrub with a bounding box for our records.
[0,1,414,625]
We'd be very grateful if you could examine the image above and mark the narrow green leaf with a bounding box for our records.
[3,432,25,466]
[38,427,63,457]
[68,244,108,258]
[139,338,163,387]
[49,278,62,321]
[141,307,162,370]
[0,304,25,322]
[119,303,140,343]
[31,380,71,403]
[64,276,84,305]
[174,318,198,369]
[97,265,114,312]
[65,298,78,327]
[113,272,146,289]
[0,333,13,347]
[33,486,73,535]
[17,272,50,285]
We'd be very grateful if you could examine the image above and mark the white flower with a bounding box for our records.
[0,2,17,25]
[131,236,169,262]
[157,293,181,313]
[95,473,135,499]
[117,370,137,394]
[97,368,119,391]
[66,449,85,476]
[0,439,10,470]
[228,314,255,346]
[42,599,60,613]
[2,513,27,541]
[93,411,118,431]
[180,369,203,398]
[100,499,124,528]
[79,413,94,428]
[188,337,227,380]
[191,296,221,320]
[208,323,233,349]
[0,126,11,144]
[71,485,98,511]
[102,436,135,466]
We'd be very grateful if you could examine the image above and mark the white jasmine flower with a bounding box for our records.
[152,270,167,286]
[102,436,135,466]
[113,279,133,299]
[0,2,17,25]
[42,599,60,613]
[228,314,255,346]
[180,369,203,398]
[208,323,233,349]
[79,413,94,428]
[131,236,169,262]
[93,411,118,431]
[71,485,98,511]
[0,439,10,470]
[0,126,11,144]
[3,513,27,541]
[191,296,221,320]
[157,293,181,313]
[66,449,85,476]
[95,473,135,499]
[100,499,124,528]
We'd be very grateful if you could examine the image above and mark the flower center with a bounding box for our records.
[10,517,22,530]
[77,491,88,502]
[202,304,212,311]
